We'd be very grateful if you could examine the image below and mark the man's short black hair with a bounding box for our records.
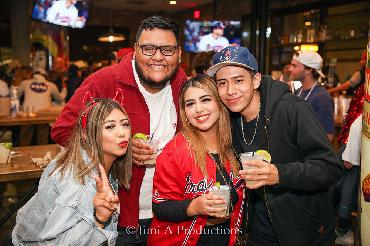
[136,16,180,44]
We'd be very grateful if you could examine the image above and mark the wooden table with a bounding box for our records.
[0,144,60,183]
[0,112,60,126]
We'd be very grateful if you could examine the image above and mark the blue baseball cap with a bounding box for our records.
[212,21,225,29]
[207,46,258,77]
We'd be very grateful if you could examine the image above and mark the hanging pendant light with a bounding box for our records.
[98,28,125,42]
[98,0,125,42]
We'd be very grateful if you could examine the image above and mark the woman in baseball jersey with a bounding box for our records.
[148,75,245,246]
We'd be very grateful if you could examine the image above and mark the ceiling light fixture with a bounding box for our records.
[170,0,177,4]
[98,0,125,42]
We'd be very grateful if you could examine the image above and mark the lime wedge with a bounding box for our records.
[133,133,148,141]
[255,150,271,163]
[1,142,12,150]
[214,182,220,188]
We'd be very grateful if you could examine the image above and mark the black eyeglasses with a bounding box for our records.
[137,44,178,56]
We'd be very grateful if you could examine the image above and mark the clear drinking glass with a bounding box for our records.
[209,185,230,217]
[239,152,264,186]
[143,139,159,165]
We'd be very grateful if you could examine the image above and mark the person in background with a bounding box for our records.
[18,68,66,145]
[5,59,21,86]
[0,67,9,97]
[289,51,335,141]
[12,66,33,87]
[337,84,365,147]
[65,64,82,102]
[198,21,229,52]
[50,16,187,245]
[148,75,244,246]
[117,48,135,63]
[278,63,296,93]
[328,51,367,96]
[334,114,362,245]
[18,68,66,113]
[12,98,132,245]
[108,51,118,65]
[208,46,342,246]
[191,51,216,77]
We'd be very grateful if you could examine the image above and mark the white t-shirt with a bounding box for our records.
[342,115,362,166]
[46,0,78,27]
[0,79,9,97]
[198,33,229,52]
[132,60,177,219]
[18,74,66,112]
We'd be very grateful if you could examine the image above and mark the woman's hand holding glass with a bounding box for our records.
[93,164,119,227]
[186,193,226,217]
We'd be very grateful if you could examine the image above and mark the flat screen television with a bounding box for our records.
[184,20,241,53]
[31,0,92,28]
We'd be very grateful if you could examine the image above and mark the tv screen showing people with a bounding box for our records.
[31,0,91,28]
[184,20,241,53]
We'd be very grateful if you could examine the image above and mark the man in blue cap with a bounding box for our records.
[208,46,342,246]
[198,21,229,52]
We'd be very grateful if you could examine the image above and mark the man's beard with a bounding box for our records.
[135,61,178,90]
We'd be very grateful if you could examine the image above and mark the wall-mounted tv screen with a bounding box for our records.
[184,20,241,53]
[31,0,92,28]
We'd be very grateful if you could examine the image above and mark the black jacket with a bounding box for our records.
[233,76,342,246]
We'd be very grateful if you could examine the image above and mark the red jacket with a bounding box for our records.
[51,53,187,227]
[148,133,245,246]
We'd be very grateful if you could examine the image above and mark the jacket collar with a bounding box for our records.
[260,75,290,121]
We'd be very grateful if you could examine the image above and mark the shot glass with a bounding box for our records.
[239,152,264,186]
[209,185,230,217]
[143,139,159,165]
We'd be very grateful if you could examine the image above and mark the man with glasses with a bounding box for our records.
[51,16,187,245]
[208,46,341,246]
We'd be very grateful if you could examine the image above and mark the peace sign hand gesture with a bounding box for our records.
[93,164,119,227]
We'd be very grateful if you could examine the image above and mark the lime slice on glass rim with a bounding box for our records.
[214,181,221,188]
[1,142,12,150]
[133,133,148,141]
[255,150,271,163]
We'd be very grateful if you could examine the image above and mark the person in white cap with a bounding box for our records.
[290,51,335,141]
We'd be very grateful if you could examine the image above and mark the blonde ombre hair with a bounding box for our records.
[179,74,239,177]
[54,98,132,189]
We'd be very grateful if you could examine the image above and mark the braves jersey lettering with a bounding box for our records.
[184,174,213,194]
